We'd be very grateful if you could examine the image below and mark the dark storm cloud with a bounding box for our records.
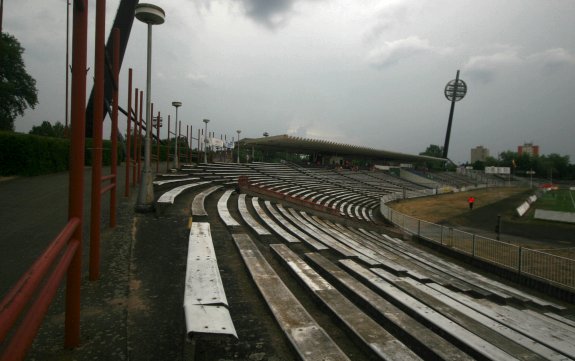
[233,0,314,28]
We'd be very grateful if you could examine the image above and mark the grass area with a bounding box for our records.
[389,187,528,224]
[535,189,575,213]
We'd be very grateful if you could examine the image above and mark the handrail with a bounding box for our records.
[380,189,575,294]
[0,217,81,361]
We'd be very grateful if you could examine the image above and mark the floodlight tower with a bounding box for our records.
[442,70,467,159]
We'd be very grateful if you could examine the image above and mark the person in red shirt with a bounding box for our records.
[468,196,475,210]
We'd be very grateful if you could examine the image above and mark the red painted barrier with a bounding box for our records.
[238,176,339,216]
[0,218,81,361]
[110,27,119,228]
[125,68,132,197]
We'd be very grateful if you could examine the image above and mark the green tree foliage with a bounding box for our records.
[420,144,443,158]
[0,33,39,131]
[473,150,574,180]
[29,121,66,138]
[418,144,446,170]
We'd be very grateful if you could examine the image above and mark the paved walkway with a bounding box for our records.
[0,164,189,360]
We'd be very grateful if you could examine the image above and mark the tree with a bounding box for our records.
[419,144,444,158]
[418,144,445,170]
[29,121,66,138]
[0,33,38,131]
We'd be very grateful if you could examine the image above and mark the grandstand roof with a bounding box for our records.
[241,134,445,163]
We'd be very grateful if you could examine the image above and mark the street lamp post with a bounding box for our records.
[203,119,210,163]
[172,101,181,169]
[236,130,241,163]
[135,3,165,213]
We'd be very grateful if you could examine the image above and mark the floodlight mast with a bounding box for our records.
[442,70,467,159]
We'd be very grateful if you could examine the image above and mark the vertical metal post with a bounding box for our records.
[65,0,70,133]
[203,120,209,163]
[125,68,132,197]
[132,87,138,186]
[89,0,106,282]
[187,125,190,164]
[166,115,170,171]
[156,111,160,172]
[518,247,523,274]
[179,121,182,165]
[237,130,241,163]
[172,102,182,169]
[472,234,476,257]
[197,128,200,161]
[65,0,88,348]
[135,23,155,211]
[138,90,143,182]
[110,27,119,228]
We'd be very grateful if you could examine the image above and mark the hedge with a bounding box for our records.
[0,131,123,177]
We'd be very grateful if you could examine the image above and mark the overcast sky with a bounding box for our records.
[5,0,575,164]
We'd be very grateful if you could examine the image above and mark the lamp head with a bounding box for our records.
[135,3,165,25]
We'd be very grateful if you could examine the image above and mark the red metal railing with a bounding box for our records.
[0,219,81,361]
[238,176,339,216]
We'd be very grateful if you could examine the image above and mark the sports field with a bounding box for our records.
[535,189,575,212]
[389,187,529,224]
[389,187,575,252]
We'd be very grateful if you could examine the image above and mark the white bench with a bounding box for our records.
[184,222,237,338]
[156,181,211,204]
[191,185,222,216]
[217,189,240,227]
[232,233,350,361]
[237,194,270,236]
[251,197,300,243]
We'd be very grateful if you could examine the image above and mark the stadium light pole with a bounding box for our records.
[236,129,241,163]
[442,70,467,159]
[203,119,210,163]
[135,3,165,213]
[172,101,181,169]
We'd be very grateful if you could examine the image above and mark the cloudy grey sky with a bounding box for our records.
[5,0,575,164]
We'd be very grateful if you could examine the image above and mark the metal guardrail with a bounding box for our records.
[0,218,81,361]
[380,190,575,292]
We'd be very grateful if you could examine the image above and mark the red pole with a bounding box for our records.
[166,115,170,171]
[89,0,106,282]
[109,27,119,228]
[132,87,139,187]
[138,90,143,182]
[156,111,160,172]
[65,0,88,348]
[125,68,132,197]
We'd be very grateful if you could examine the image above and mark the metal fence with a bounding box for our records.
[380,191,575,292]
